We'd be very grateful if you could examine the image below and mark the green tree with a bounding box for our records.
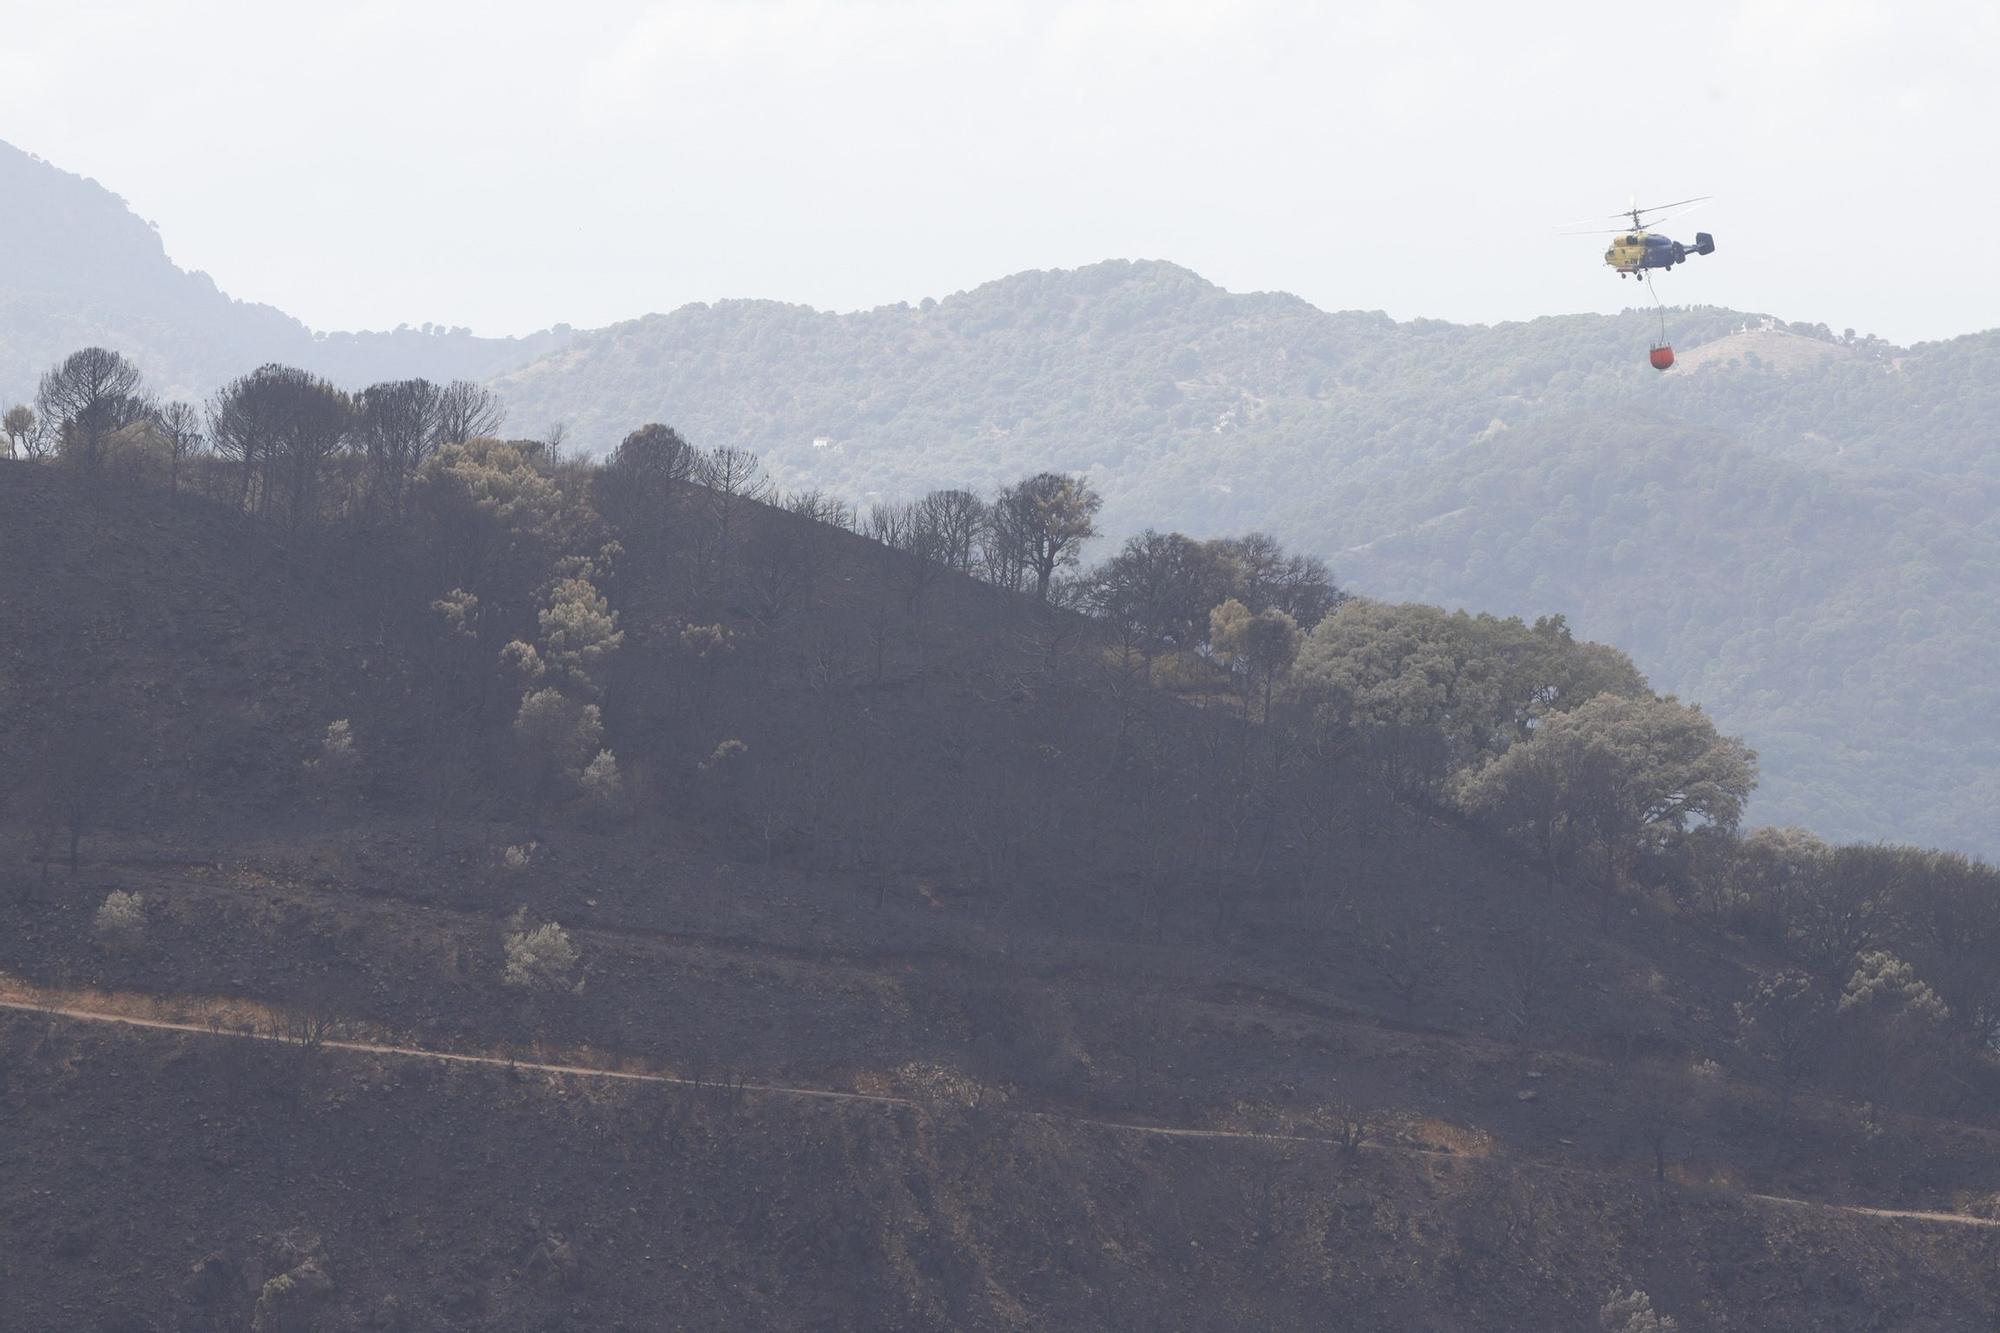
[1778,841,1898,982]
[1835,949,1951,1107]
[1238,599,1639,800]
[1461,693,1755,920]
[995,471,1102,601]
[1897,850,2000,1054]
[512,687,604,807]
[1093,529,1232,652]
[1716,825,1831,941]
[1209,597,1301,720]
[414,436,567,598]
[1208,532,1343,631]
[1736,969,1830,1126]
[534,566,623,694]
[1457,718,1591,889]
[503,909,583,992]
[2,404,35,460]
[1570,694,1753,919]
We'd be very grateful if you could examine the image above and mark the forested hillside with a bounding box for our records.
[0,140,563,406]
[490,262,2000,855]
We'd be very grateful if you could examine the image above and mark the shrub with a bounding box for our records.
[93,890,146,949]
[578,749,623,805]
[538,575,623,687]
[1840,950,1949,1024]
[431,587,479,639]
[677,623,735,659]
[252,1274,297,1331]
[513,688,604,790]
[503,909,583,993]
[1599,1288,1679,1333]
[320,719,356,763]
[701,739,748,771]
[304,719,358,780]
[500,639,546,682]
[251,1259,333,1333]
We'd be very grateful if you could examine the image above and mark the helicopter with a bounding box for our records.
[1580,196,1716,277]
[1561,196,1719,369]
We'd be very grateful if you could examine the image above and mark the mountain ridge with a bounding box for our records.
[0,139,568,406]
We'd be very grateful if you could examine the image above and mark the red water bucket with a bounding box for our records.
[1649,344,1675,371]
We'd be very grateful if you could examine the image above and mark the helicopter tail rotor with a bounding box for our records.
[1693,232,1716,256]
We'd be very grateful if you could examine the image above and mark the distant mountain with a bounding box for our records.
[489,261,2000,857]
[0,139,564,406]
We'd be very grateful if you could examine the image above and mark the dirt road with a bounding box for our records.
[6,988,1997,1232]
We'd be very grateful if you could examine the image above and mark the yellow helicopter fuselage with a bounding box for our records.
[1604,228,1707,274]
[1605,231,1655,274]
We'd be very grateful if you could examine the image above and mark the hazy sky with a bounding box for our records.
[4,1,1992,344]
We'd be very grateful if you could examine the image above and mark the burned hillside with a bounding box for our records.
[6,360,2000,1328]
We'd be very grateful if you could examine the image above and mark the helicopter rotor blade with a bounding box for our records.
[1639,200,1713,229]
[1633,195,1713,217]
[1556,194,1713,233]
[1557,206,1640,232]
[1560,214,1645,233]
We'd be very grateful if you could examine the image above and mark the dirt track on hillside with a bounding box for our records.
[6,988,1997,1233]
